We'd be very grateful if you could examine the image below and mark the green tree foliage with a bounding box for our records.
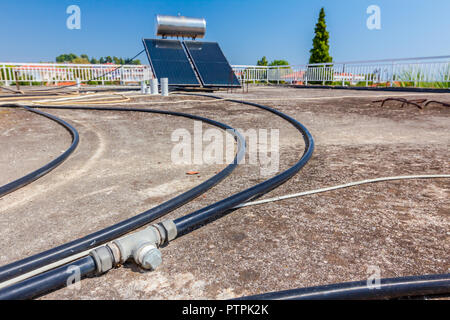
[56,53,78,63]
[269,59,289,66]
[55,54,142,65]
[113,56,124,65]
[309,7,332,64]
[257,56,268,66]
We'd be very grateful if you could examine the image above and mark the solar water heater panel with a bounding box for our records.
[183,41,241,87]
[143,39,200,86]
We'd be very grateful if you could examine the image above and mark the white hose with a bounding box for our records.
[236,174,450,208]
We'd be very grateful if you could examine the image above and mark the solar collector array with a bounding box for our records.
[142,38,241,87]
[183,41,241,87]
[142,39,200,86]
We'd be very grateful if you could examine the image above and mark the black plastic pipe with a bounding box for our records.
[0,96,313,300]
[236,273,450,300]
[0,105,245,283]
[0,86,22,94]
[0,106,79,198]
[172,95,450,300]
[0,92,67,98]
[0,256,96,300]
[3,97,446,301]
[173,95,314,235]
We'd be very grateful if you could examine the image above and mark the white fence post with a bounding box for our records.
[390,62,395,87]
[447,64,450,88]
[2,64,8,86]
[305,65,308,85]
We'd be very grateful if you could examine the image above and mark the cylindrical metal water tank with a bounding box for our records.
[156,15,206,39]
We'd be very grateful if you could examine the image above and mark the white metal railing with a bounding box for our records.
[2,56,449,88]
[232,55,450,87]
[0,62,152,86]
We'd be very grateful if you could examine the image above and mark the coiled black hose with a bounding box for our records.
[236,273,450,300]
[0,96,313,299]
[0,105,245,283]
[171,95,450,300]
[173,95,314,235]
[0,106,79,198]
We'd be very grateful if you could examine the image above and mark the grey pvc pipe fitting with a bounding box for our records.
[150,78,159,95]
[161,78,169,96]
[89,220,177,272]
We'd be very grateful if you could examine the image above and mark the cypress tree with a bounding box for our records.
[309,8,332,64]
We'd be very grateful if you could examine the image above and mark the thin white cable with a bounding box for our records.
[235,174,450,208]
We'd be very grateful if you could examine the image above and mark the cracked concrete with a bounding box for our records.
[0,86,448,299]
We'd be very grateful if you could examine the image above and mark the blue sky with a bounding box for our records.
[1,0,449,65]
